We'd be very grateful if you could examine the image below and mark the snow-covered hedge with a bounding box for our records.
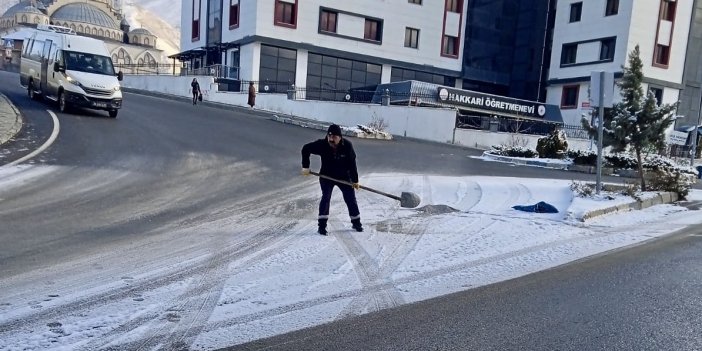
[486,145,538,158]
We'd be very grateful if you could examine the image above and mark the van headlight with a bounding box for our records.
[114,86,121,92]
[66,76,81,87]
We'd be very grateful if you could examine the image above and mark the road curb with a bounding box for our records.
[579,192,679,221]
[0,93,23,146]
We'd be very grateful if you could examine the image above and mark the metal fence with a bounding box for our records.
[288,87,444,105]
[115,63,239,79]
[456,114,559,136]
[561,124,590,139]
[115,63,180,75]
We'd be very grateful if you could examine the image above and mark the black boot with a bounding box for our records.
[318,219,328,235]
[351,218,363,232]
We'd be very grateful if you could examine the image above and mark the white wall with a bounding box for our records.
[207,0,464,72]
[630,0,693,84]
[123,75,595,151]
[122,75,457,143]
[548,0,632,80]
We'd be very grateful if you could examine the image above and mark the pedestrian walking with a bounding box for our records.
[191,78,201,105]
[247,81,256,109]
[301,124,362,235]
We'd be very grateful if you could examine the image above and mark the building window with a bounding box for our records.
[306,53,382,101]
[560,43,577,65]
[259,44,297,93]
[569,2,582,22]
[442,35,458,56]
[599,38,616,61]
[192,0,200,40]
[391,67,455,86]
[404,27,419,48]
[275,0,297,27]
[561,85,579,109]
[649,87,663,105]
[446,0,462,13]
[364,18,382,41]
[654,44,670,66]
[605,0,618,16]
[661,0,676,21]
[408,0,422,4]
[320,9,337,33]
[229,0,239,28]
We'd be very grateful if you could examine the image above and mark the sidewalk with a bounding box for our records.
[0,93,22,145]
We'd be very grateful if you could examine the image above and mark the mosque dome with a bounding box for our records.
[1,1,33,19]
[51,2,119,29]
[20,6,44,15]
[129,28,153,36]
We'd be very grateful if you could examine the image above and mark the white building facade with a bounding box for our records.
[546,0,693,125]
[176,0,467,92]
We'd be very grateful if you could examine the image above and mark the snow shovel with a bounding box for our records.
[309,171,421,208]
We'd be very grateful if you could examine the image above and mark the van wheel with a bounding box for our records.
[58,91,69,113]
[28,81,37,100]
[108,109,118,118]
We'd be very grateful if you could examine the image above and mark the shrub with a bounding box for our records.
[536,129,569,159]
[604,153,638,169]
[567,150,597,166]
[487,145,539,158]
[570,181,595,197]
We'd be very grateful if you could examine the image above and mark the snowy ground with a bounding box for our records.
[1,165,701,350]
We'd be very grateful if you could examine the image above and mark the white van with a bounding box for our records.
[20,25,123,118]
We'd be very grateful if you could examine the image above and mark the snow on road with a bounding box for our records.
[0,166,700,350]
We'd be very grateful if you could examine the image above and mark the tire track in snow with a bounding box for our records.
[81,186,319,350]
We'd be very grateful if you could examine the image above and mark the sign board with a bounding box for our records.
[667,131,688,145]
[438,87,547,118]
[3,39,13,48]
[581,101,591,109]
[590,71,615,107]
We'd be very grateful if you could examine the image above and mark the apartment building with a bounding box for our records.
[546,0,693,126]
[462,0,556,102]
[676,0,702,129]
[174,0,467,92]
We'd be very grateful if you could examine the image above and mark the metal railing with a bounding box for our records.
[115,63,180,75]
[456,114,559,136]
[187,64,239,79]
[561,124,590,140]
[115,63,239,79]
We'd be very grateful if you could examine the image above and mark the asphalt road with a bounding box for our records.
[2,70,701,350]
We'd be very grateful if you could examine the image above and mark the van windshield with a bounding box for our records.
[64,51,115,76]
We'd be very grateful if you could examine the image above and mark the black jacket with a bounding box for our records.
[191,81,200,92]
[302,138,358,183]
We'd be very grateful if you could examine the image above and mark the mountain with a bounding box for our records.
[123,0,181,57]
[0,0,182,57]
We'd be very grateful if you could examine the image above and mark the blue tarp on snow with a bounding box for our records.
[512,201,559,213]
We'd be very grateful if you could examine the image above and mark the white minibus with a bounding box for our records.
[20,25,123,118]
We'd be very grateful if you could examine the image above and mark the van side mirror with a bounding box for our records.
[53,62,64,72]
[117,71,123,81]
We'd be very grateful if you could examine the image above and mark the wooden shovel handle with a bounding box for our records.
[309,171,401,202]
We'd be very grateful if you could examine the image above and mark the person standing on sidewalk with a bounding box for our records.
[301,124,363,235]
[191,78,201,105]
[247,81,256,109]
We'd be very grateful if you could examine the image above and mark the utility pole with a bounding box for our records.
[690,90,702,166]
[596,71,605,194]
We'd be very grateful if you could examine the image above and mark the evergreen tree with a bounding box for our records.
[581,45,678,190]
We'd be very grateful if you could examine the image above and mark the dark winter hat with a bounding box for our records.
[327,124,342,136]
